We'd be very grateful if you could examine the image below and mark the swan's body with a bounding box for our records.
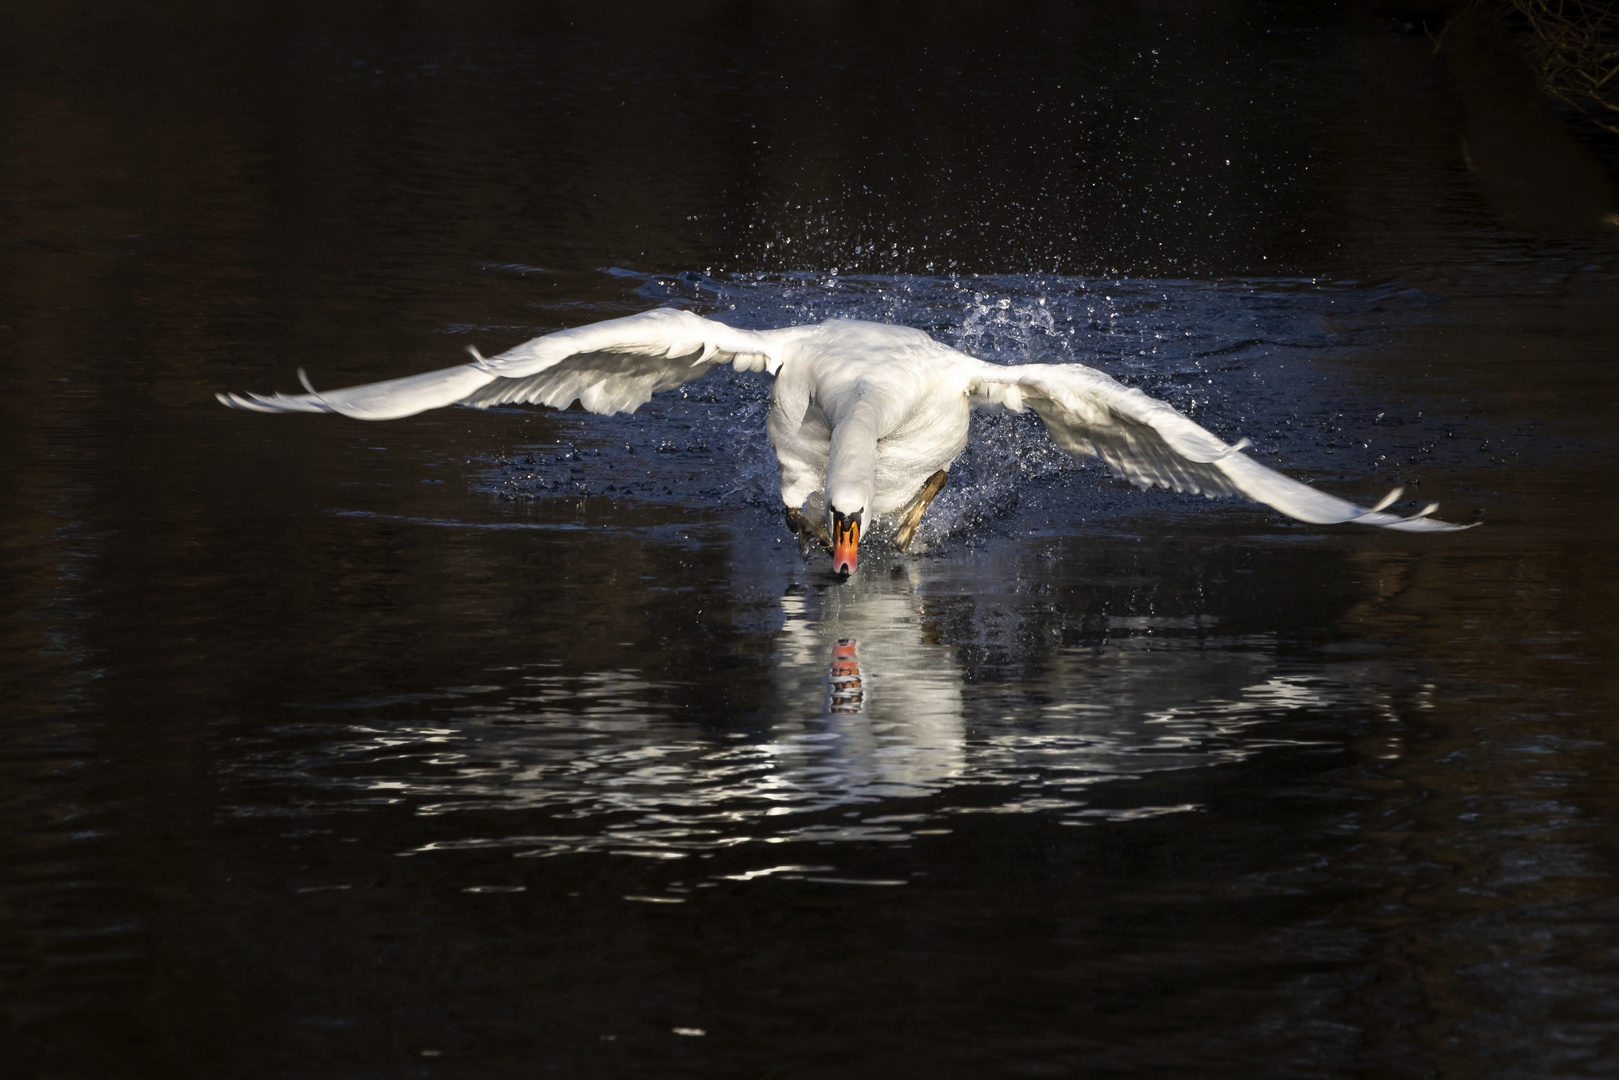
[218,308,1470,573]
[770,320,974,519]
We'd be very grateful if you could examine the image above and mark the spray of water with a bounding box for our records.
[480,269,1447,544]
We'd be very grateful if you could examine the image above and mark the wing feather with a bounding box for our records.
[968,360,1471,533]
[216,308,784,420]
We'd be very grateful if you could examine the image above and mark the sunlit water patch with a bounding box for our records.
[218,269,1504,869]
[220,268,1519,872]
[480,270,1478,547]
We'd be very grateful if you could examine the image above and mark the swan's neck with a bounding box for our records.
[824,403,878,518]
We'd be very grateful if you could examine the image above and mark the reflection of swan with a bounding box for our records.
[764,564,967,800]
[218,308,1469,577]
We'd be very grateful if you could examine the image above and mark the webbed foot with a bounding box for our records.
[892,470,948,553]
[785,506,833,556]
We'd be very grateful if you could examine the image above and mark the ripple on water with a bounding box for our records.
[223,558,1396,864]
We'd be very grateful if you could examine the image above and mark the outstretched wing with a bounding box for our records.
[217,308,785,420]
[967,360,1471,533]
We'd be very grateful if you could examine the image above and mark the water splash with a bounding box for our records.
[480,269,1449,542]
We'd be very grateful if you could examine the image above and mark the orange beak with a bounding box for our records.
[831,511,861,576]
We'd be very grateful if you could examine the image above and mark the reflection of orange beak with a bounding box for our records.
[831,511,860,576]
[829,638,863,713]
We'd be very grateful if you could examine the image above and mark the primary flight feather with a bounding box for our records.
[218,307,1470,575]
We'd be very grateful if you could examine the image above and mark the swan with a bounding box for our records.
[217,307,1470,575]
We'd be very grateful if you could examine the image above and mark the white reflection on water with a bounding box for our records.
[233,553,1378,859]
[767,564,966,802]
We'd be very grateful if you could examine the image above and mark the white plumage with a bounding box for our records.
[218,307,1470,572]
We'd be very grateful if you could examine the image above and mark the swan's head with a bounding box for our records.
[826,472,872,578]
[829,506,863,577]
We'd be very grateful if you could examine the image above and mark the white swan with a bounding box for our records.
[218,307,1470,574]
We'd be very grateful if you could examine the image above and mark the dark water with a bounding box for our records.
[5,3,1619,1077]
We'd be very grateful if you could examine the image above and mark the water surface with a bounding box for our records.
[4,3,1619,1077]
